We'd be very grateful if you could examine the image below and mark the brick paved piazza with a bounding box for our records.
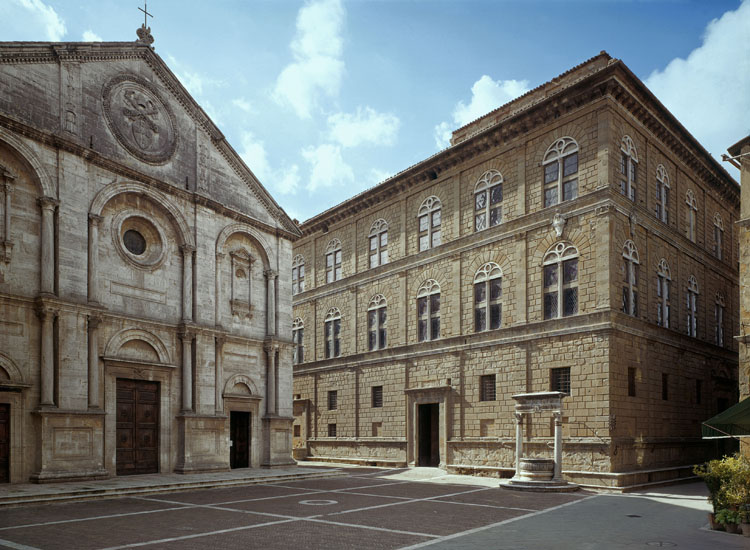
[0,468,589,550]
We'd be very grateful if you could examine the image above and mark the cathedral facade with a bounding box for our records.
[291,53,740,489]
[0,36,297,483]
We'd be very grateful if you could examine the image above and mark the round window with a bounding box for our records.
[123,229,146,255]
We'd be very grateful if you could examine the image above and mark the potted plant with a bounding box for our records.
[739,507,750,537]
[716,508,741,534]
[694,457,730,529]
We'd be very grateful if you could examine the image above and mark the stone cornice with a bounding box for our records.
[0,41,300,238]
[299,60,738,236]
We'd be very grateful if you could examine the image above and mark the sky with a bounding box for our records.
[1,0,748,222]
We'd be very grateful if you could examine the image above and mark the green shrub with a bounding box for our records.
[694,453,750,513]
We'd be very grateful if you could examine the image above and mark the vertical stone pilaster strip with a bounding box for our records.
[3,180,12,243]
[265,341,277,415]
[215,252,224,327]
[87,315,101,408]
[38,197,58,295]
[87,214,103,303]
[181,330,193,412]
[181,245,195,322]
[37,306,56,407]
[215,336,224,414]
[265,269,277,336]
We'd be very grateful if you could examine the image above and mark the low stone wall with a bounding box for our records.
[308,438,406,462]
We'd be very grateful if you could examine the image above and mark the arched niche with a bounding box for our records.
[104,328,172,365]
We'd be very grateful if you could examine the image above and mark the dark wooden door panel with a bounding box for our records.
[230,411,250,469]
[116,379,159,476]
[0,403,9,483]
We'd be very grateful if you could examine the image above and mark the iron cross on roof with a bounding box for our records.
[138,2,153,27]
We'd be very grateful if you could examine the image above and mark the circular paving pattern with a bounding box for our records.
[298,499,338,506]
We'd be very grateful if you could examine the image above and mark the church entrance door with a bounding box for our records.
[116,379,159,476]
[417,403,439,467]
[230,411,250,468]
[0,403,9,483]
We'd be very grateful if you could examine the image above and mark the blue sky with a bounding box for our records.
[2,0,748,222]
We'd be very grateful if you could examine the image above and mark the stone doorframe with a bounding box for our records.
[0,353,29,483]
[405,385,452,468]
[223,396,262,469]
[103,358,177,476]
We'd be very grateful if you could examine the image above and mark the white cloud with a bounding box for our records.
[232,98,254,115]
[166,55,225,97]
[3,0,66,41]
[301,144,354,191]
[82,30,101,42]
[369,168,392,186]
[273,0,346,118]
[276,165,301,195]
[645,0,750,176]
[434,75,530,149]
[328,107,400,148]
[239,131,271,182]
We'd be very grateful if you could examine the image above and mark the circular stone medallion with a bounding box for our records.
[103,75,177,164]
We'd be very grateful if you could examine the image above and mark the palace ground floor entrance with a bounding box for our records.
[116,379,159,476]
[418,403,439,467]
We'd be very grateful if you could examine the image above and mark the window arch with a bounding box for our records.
[543,137,579,207]
[713,212,724,260]
[418,196,442,251]
[655,164,670,223]
[715,292,725,346]
[417,279,441,341]
[656,259,671,328]
[474,170,503,231]
[622,240,640,317]
[543,242,579,319]
[325,239,342,283]
[686,276,699,337]
[619,135,638,201]
[292,317,304,364]
[324,307,341,358]
[367,294,387,350]
[685,190,698,242]
[474,262,503,331]
[292,254,305,295]
[369,219,389,268]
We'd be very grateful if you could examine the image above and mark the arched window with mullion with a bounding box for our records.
[292,254,305,295]
[620,135,638,201]
[655,164,670,223]
[417,279,441,342]
[715,292,725,346]
[474,170,503,231]
[292,317,304,364]
[324,307,341,358]
[418,197,442,252]
[367,294,387,350]
[369,219,389,268]
[474,262,502,331]
[686,276,699,337]
[325,239,342,283]
[543,242,579,319]
[656,259,671,328]
[713,213,724,260]
[686,190,698,243]
[622,240,640,317]
[543,137,579,207]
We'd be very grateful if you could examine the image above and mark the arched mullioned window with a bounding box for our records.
[656,259,671,328]
[543,242,579,319]
[369,219,389,268]
[324,307,341,358]
[543,137,579,207]
[622,240,640,317]
[417,279,441,341]
[325,239,342,283]
[474,262,502,331]
[474,170,503,231]
[715,292,725,347]
[367,294,387,350]
[686,276,699,337]
[713,212,724,260]
[418,196,442,251]
[685,190,698,243]
[292,317,304,364]
[655,164,670,223]
[292,254,305,295]
[619,135,638,201]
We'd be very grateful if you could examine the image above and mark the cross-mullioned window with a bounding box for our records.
[418,196,442,252]
[543,242,579,319]
[474,170,503,231]
[292,254,305,295]
[324,307,341,358]
[474,262,502,331]
[369,219,389,268]
[622,240,639,317]
[325,239,342,283]
[543,137,579,207]
[417,279,441,342]
[367,294,387,351]
[619,135,638,201]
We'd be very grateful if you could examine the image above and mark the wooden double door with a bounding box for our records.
[116,379,159,476]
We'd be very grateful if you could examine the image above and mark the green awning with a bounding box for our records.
[702,398,750,439]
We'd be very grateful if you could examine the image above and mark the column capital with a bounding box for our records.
[87,314,102,330]
[215,334,226,346]
[514,412,524,424]
[37,196,59,211]
[180,244,196,255]
[178,326,195,340]
[3,180,13,194]
[88,213,104,225]
[264,268,278,280]
[35,303,58,321]
[553,411,563,424]
[216,251,226,260]
[0,166,15,185]
[264,341,279,354]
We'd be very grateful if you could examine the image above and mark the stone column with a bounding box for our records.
[214,252,225,327]
[87,214,103,304]
[553,411,563,481]
[181,245,195,322]
[215,336,224,414]
[3,179,12,243]
[264,341,277,416]
[38,197,58,295]
[514,412,524,478]
[37,305,56,407]
[87,315,101,409]
[181,330,193,412]
[264,269,277,336]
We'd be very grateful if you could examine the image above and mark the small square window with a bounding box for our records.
[550,367,571,394]
[372,385,383,408]
[628,367,636,397]
[327,390,338,411]
[662,373,669,401]
[293,425,301,437]
[480,374,496,401]
[328,423,337,437]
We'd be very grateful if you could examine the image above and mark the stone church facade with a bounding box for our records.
[0,36,298,483]
[291,53,740,489]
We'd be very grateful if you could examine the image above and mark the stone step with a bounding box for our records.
[0,470,342,508]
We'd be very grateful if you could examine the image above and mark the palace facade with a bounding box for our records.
[291,52,740,489]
